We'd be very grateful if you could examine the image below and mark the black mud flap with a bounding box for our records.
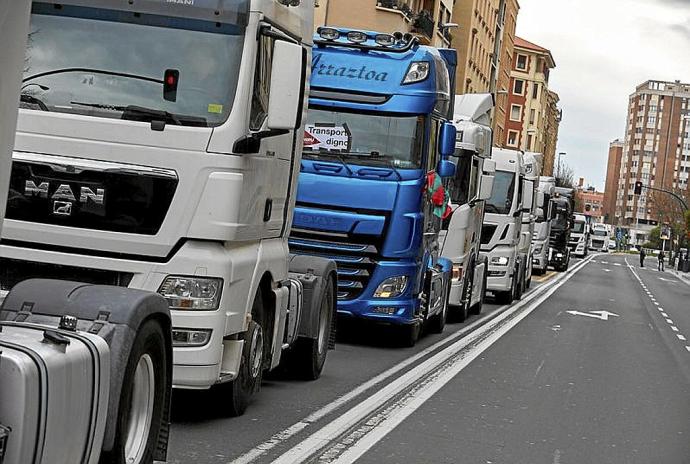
[288,254,337,348]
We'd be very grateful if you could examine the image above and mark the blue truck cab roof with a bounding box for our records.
[310,28,455,116]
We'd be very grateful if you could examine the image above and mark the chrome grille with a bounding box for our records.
[289,230,380,301]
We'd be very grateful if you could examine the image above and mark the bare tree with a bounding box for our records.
[555,162,576,189]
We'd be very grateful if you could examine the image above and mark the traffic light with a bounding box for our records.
[634,181,643,195]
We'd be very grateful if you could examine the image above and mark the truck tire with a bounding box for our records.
[223,291,266,417]
[450,266,472,323]
[290,279,334,381]
[427,278,449,334]
[100,319,168,464]
[469,265,487,316]
[515,264,524,300]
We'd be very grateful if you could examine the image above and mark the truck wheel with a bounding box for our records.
[224,292,266,417]
[451,267,472,323]
[291,279,335,381]
[469,266,487,316]
[515,265,524,300]
[101,320,167,464]
[427,278,449,334]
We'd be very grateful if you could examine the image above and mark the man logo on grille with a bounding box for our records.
[53,201,73,216]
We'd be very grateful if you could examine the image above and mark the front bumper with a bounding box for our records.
[485,247,516,293]
[337,259,422,326]
[0,239,281,389]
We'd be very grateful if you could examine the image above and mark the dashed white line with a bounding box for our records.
[671,326,679,332]
[666,319,674,324]
[686,346,690,352]
[678,335,687,341]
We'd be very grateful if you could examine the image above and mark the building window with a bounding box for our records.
[513,79,524,95]
[532,83,539,99]
[529,109,536,125]
[527,133,533,150]
[516,54,527,70]
[510,104,522,121]
[507,130,519,147]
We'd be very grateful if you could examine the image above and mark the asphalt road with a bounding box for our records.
[168,254,690,464]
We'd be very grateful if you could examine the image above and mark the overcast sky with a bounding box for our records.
[515,0,690,190]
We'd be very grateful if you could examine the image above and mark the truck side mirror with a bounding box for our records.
[267,41,303,131]
[522,180,534,212]
[438,122,457,157]
[478,174,494,201]
[437,159,456,178]
[478,159,495,201]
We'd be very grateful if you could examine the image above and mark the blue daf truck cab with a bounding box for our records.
[289,27,458,346]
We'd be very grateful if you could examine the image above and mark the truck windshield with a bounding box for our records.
[485,171,515,215]
[593,229,607,236]
[573,221,585,233]
[303,109,425,169]
[21,3,245,127]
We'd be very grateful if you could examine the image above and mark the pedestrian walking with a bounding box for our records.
[640,248,646,267]
[658,250,665,272]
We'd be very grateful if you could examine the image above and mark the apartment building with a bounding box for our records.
[503,36,560,175]
[493,0,519,146]
[315,0,455,48]
[614,80,690,244]
[603,139,624,223]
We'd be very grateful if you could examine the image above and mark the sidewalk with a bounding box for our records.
[668,267,690,286]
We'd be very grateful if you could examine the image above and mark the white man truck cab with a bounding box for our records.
[570,214,590,258]
[481,148,525,304]
[442,94,495,321]
[1,0,337,416]
[589,223,610,252]
[532,176,556,275]
[518,152,541,291]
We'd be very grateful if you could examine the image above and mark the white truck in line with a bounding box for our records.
[532,176,556,275]
[570,213,590,258]
[517,152,541,290]
[481,148,526,304]
[1,0,337,417]
[589,223,610,253]
[442,94,496,321]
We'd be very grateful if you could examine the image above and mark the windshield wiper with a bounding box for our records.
[361,153,403,181]
[20,93,49,112]
[24,68,163,87]
[484,204,500,214]
[304,150,354,176]
[70,102,206,127]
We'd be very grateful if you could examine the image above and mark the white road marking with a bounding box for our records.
[626,259,689,352]
[566,310,620,321]
[603,269,611,273]
[234,256,596,464]
[614,263,622,266]
[267,257,596,464]
[601,261,609,264]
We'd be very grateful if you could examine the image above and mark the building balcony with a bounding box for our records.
[412,10,435,40]
[376,0,414,19]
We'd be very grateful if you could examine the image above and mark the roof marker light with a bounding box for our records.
[319,27,340,41]
[346,31,368,43]
[402,61,430,85]
[375,34,396,47]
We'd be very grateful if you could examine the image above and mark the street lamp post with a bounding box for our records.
[557,151,567,181]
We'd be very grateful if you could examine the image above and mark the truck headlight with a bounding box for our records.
[159,277,223,310]
[490,256,510,266]
[374,276,408,298]
[402,61,430,84]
